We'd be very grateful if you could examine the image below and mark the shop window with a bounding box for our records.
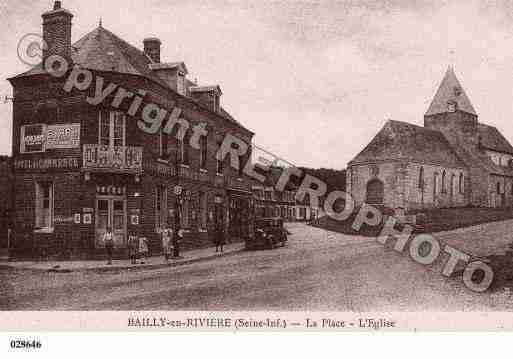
[35,182,54,229]
[155,186,168,230]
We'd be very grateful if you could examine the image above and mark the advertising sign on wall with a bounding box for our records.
[46,123,80,149]
[20,123,81,153]
[20,124,46,153]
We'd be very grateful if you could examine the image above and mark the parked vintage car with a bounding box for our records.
[246,218,288,250]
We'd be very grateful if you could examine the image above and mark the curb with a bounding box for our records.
[1,248,245,274]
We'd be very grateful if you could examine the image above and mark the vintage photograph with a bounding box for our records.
[1,0,513,326]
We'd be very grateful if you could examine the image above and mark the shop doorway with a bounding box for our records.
[229,195,251,239]
[96,196,127,248]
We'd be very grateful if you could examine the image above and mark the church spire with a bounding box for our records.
[425,66,477,117]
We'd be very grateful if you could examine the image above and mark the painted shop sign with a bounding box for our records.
[20,123,81,153]
[14,157,80,171]
[54,215,74,224]
[20,124,46,153]
[178,166,208,182]
[143,162,176,177]
[46,123,81,149]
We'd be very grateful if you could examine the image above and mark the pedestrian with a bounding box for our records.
[162,227,173,262]
[173,228,183,258]
[128,233,138,265]
[103,227,114,265]
[138,236,149,264]
[215,225,225,253]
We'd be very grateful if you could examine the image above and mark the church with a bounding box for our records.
[347,67,513,211]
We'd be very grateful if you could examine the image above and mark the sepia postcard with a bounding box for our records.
[3,0,513,340]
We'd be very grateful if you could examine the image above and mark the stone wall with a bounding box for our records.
[348,161,469,211]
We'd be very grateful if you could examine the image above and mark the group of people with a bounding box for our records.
[103,227,154,265]
[102,225,190,265]
[102,223,227,265]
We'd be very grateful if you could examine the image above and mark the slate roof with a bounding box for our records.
[478,123,513,155]
[349,120,465,168]
[12,26,249,131]
[425,66,477,116]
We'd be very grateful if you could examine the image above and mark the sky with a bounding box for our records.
[2,0,513,169]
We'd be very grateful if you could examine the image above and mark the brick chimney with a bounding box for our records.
[143,38,161,63]
[42,1,73,63]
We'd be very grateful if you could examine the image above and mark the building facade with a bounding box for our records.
[0,156,13,254]
[252,185,296,221]
[7,1,254,260]
[348,67,513,212]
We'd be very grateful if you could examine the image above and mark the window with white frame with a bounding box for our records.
[160,129,169,159]
[35,182,54,229]
[199,191,208,229]
[181,198,190,228]
[99,110,126,147]
[216,147,223,175]
[177,72,186,96]
[177,134,190,165]
[155,186,168,230]
[200,135,208,169]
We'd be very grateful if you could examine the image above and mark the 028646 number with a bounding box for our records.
[10,339,42,349]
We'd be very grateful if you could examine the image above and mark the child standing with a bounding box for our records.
[138,237,149,264]
[103,227,114,265]
[161,227,173,262]
[128,234,138,265]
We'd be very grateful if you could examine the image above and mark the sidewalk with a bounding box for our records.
[0,242,245,273]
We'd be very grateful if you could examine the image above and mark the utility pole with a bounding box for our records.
[172,143,182,259]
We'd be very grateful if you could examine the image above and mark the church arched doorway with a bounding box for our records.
[366,179,384,205]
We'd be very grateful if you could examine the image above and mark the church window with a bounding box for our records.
[441,171,447,193]
[418,167,424,189]
[433,173,439,197]
[459,173,464,194]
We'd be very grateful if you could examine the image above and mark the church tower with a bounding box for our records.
[424,66,479,147]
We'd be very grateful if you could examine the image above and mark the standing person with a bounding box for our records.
[173,228,183,258]
[128,233,138,265]
[215,223,226,253]
[103,227,114,265]
[138,236,149,264]
[162,227,173,262]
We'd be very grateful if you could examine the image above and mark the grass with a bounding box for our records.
[312,207,513,237]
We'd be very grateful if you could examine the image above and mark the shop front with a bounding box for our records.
[227,188,253,241]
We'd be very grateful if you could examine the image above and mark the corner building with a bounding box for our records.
[8,1,254,259]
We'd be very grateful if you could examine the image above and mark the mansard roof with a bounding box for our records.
[349,120,465,168]
[425,66,477,116]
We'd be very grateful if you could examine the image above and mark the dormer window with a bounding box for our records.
[177,71,186,96]
[211,91,220,113]
[447,100,457,113]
